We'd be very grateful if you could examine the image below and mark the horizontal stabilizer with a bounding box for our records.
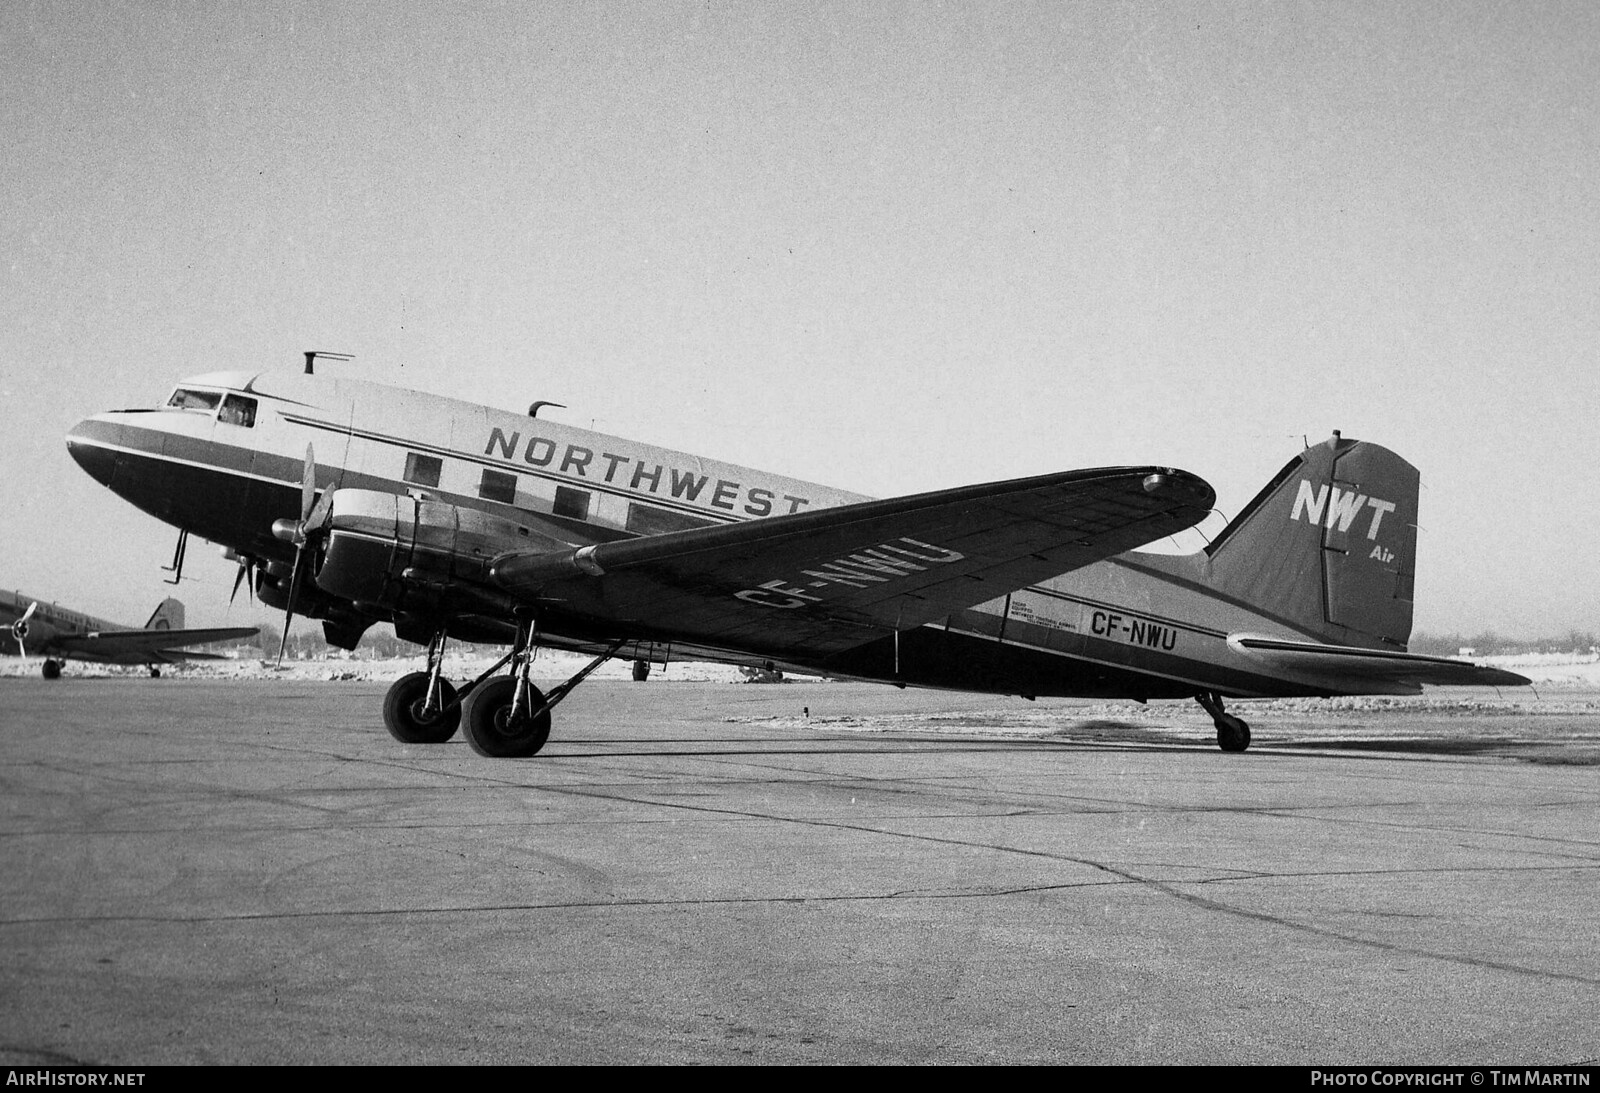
[1229,635,1530,690]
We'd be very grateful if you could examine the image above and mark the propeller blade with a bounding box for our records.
[277,449,329,667]
[19,601,38,625]
[277,544,305,667]
[230,561,249,606]
[301,443,316,523]
[304,486,336,537]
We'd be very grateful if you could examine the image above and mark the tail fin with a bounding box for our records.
[144,598,185,631]
[1205,435,1418,649]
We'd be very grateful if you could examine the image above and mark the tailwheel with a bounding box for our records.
[383,671,461,744]
[1196,691,1251,753]
[1216,714,1251,753]
[462,676,551,758]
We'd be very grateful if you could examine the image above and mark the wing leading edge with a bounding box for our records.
[491,466,1215,660]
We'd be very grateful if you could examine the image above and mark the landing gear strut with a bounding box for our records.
[382,631,461,744]
[458,614,627,758]
[1196,691,1251,752]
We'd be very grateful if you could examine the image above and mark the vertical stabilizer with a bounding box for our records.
[144,598,185,631]
[1205,436,1418,648]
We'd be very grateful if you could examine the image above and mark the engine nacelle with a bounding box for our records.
[314,489,572,619]
[257,568,340,619]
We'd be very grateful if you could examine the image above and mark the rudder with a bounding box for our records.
[144,598,185,631]
[1204,436,1418,648]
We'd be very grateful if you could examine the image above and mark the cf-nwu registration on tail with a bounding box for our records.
[66,356,1526,756]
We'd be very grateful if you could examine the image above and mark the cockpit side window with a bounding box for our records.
[218,394,257,427]
[166,388,222,413]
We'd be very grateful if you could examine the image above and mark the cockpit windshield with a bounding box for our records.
[166,388,222,412]
[163,387,258,428]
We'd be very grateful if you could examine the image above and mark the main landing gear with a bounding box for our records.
[382,632,461,745]
[379,619,626,758]
[1196,691,1251,753]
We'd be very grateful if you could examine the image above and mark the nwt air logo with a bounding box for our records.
[1290,480,1398,548]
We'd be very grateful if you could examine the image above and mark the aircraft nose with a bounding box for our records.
[65,416,123,487]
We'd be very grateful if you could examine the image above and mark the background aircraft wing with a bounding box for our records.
[1228,635,1531,688]
[492,466,1214,659]
[52,626,259,664]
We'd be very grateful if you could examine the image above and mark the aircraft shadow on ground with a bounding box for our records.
[1042,719,1189,745]
[1272,737,1600,764]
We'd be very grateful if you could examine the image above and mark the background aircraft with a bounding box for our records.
[65,361,1525,754]
[2,590,257,678]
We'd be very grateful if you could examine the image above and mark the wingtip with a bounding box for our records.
[1141,470,1215,509]
[1479,667,1533,688]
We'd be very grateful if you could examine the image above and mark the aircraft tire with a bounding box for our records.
[1216,716,1251,753]
[41,659,61,680]
[461,676,551,758]
[382,671,461,744]
[632,659,650,682]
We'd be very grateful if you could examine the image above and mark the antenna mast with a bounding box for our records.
[303,350,355,375]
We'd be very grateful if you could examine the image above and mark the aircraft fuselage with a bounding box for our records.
[65,369,1403,702]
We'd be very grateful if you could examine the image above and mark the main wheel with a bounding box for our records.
[41,659,61,680]
[1216,715,1251,753]
[461,676,552,758]
[383,671,461,744]
[632,658,651,682]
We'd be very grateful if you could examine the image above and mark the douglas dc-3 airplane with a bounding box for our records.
[2,590,256,678]
[65,355,1526,756]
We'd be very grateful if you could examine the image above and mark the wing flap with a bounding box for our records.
[493,467,1214,659]
[1229,635,1530,689]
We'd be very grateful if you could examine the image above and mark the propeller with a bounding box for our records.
[271,445,336,665]
[229,556,256,606]
[10,601,38,657]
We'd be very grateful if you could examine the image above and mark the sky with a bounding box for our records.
[2,0,1595,640]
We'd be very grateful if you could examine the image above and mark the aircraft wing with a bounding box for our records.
[52,626,259,665]
[1228,635,1531,689]
[491,467,1214,660]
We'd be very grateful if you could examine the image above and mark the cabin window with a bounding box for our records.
[553,486,590,522]
[166,388,221,413]
[626,503,713,535]
[479,468,518,504]
[404,453,442,488]
[218,394,257,427]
